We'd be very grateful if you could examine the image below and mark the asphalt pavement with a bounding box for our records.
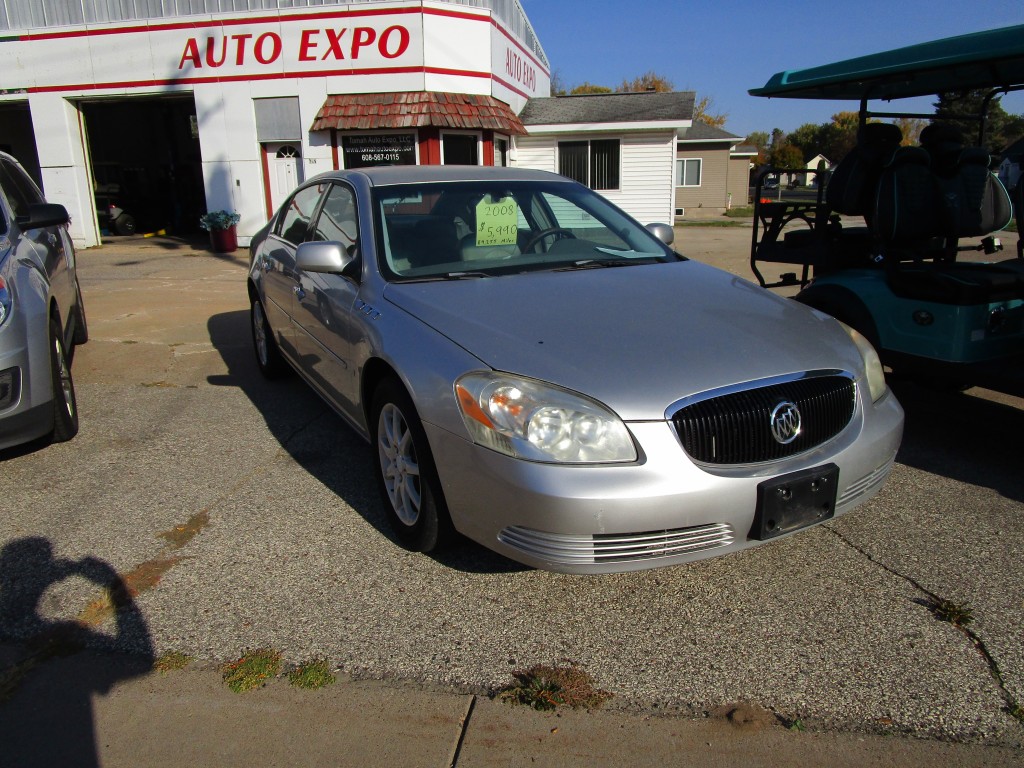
[1,226,1023,766]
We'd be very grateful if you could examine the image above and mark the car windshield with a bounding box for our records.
[373,180,677,280]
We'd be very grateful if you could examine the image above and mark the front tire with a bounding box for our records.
[48,317,79,443]
[251,296,287,379]
[371,378,451,552]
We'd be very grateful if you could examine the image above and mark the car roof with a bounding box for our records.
[749,24,1024,101]
[316,165,574,187]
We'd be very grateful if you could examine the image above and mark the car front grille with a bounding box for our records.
[498,523,734,566]
[671,373,856,465]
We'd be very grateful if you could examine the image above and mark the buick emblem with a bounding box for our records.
[770,401,802,445]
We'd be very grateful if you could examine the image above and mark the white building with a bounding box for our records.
[0,0,550,247]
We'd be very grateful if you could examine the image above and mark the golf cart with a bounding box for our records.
[748,25,1024,394]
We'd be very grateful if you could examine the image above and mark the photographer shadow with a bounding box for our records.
[0,537,154,768]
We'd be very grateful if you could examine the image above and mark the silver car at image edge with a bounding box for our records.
[0,152,87,452]
[247,165,904,574]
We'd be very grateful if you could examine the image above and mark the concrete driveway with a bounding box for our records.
[2,227,1023,760]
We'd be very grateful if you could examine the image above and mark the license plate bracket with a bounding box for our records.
[752,464,839,540]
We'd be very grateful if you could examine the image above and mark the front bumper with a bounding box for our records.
[0,319,54,451]
[427,388,904,574]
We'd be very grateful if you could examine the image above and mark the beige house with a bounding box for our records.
[675,123,752,218]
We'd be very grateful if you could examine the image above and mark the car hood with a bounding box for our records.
[383,261,865,420]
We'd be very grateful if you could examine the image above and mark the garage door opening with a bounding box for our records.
[81,96,204,238]
[0,103,41,188]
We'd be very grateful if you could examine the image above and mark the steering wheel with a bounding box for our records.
[523,227,576,253]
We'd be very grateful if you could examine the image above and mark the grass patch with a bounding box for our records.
[221,648,281,693]
[288,660,337,690]
[154,651,192,674]
[501,662,611,711]
[677,219,748,227]
[724,206,755,218]
[929,598,974,628]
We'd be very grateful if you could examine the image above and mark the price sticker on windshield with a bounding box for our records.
[475,196,518,246]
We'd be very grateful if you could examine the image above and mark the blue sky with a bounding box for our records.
[519,0,1024,139]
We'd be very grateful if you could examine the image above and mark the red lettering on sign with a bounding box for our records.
[505,49,536,92]
[351,27,376,58]
[231,34,252,65]
[205,36,227,67]
[324,28,347,61]
[179,38,201,69]
[379,25,409,59]
[298,29,318,62]
[254,32,282,65]
[177,24,409,71]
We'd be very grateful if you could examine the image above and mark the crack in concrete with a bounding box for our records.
[823,524,1024,727]
[449,694,476,767]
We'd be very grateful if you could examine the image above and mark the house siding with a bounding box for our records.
[514,131,675,223]
[728,156,752,208]
[675,142,733,216]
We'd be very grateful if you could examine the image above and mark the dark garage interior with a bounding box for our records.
[82,96,206,237]
[0,102,42,187]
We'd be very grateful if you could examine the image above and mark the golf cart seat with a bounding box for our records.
[827,123,903,217]
[919,123,1013,238]
[874,140,1021,305]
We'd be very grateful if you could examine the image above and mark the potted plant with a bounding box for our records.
[199,210,241,253]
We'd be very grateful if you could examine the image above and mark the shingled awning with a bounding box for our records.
[311,92,527,134]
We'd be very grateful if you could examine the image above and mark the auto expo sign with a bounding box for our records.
[177,23,412,71]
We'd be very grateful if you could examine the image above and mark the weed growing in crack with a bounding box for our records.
[221,648,281,692]
[500,662,611,711]
[929,599,974,628]
[154,651,192,674]
[288,660,336,690]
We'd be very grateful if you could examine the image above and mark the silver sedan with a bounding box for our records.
[247,166,903,574]
[0,151,87,451]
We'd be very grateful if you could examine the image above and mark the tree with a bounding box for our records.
[769,141,804,170]
[569,82,612,95]
[745,131,770,167]
[616,71,674,93]
[692,95,728,128]
[933,90,1018,151]
[549,70,568,97]
[892,117,926,146]
[785,122,822,158]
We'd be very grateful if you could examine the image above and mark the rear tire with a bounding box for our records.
[48,317,79,443]
[251,297,288,379]
[371,378,451,552]
[113,214,137,236]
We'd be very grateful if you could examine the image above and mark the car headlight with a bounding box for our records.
[455,372,637,464]
[0,276,11,327]
[838,321,887,402]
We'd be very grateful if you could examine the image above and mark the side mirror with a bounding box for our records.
[296,241,358,279]
[646,223,674,246]
[18,203,70,230]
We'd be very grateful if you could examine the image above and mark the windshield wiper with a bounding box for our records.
[399,271,492,282]
[554,258,663,271]
[442,271,491,279]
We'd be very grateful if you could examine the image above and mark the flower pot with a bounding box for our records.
[210,225,238,253]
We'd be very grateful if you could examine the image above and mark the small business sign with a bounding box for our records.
[341,134,417,168]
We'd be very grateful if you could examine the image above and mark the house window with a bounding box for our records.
[558,139,620,190]
[442,133,480,165]
[677,158,702,187]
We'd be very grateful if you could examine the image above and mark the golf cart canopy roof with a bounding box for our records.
[749,24,1024,101]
